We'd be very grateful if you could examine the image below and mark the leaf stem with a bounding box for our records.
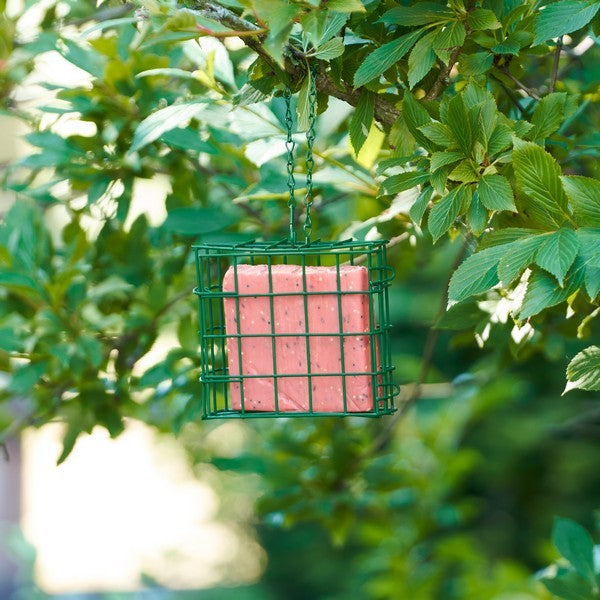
[549,36,563,94]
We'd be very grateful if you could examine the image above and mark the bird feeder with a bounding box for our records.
[193,69,398,418]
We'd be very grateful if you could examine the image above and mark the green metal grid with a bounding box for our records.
[193,238,399,419]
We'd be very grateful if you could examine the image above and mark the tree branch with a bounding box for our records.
[190,0,400,126]
[549,36,563,94]
[366,235,471,456]
[425,45,462,101]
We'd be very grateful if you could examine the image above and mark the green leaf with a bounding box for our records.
[561,175,600,227]
[430,151,464,172]
[497,235,546,285]
[297,74,311,132]
[420,122,454,147]
[459,52,494,76]
[380,171,430,196]
[164,207,238,235]
[512,138,569,229]
[160,127,216,154]
[57,425,82,466]
[552,517,597,582]
[25,130,79,155]
[576,228,600,299]
[448,161,479,183]
[448,244,508,304]
[350,90,375,154]
[467,193,488,235]
[565,346,600,392]
[408,31,437,89]
[130,101,208,153]
[530,92,567,140]
[533,0,600,45]
[428,186,464,242]
[542,572,596,600]
[467,8,501,30]
[519,266,582,318]
[477,174,517,212]
[410,186,432,225]
[446,94,474,155]
[312,37,345,60]
[402,91,434,150]
[8,362,47,395]
[324,0,365,12]
[379,2,454,26]
[433,21,465,62]
[354,29,423,87]
[59,39,105,78]
[535,228,579,285]
[254,0,297,66]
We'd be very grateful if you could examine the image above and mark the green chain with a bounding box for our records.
[304,64,317,244]
[284,88,296,244]
[283,64,318,244]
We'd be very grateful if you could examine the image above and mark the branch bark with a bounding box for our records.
[191,0,400,126]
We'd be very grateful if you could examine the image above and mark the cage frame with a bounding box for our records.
[193,237,399,419]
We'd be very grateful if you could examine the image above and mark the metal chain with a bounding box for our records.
[304,64,317,243]
[284,88,296,244]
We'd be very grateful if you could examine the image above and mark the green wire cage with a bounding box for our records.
[194,239,398,419]
[193,67,399,419]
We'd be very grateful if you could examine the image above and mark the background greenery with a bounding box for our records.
[1,0,600,597]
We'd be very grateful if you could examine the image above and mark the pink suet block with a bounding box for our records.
[222,264,378,412]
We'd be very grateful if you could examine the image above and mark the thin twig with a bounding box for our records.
[549,36,563,94]
[344,232,409,266]
[366,236,471,456]
[490,74,526,116]
[425,46,462,101]
[500,67,541,101]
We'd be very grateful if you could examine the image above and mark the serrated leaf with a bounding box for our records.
[459,52,494,76]
[380,171,430,196]
[420,122,454,147]
[561,175,600,227]
[379,2,454,26]
[535,228,579,285]
[576,228,600,299]
[433,21,466,59]
[488,123,513,155]
[497,234,546,285]
[447,94,474,155]
[408,31,437,89]
[467,192,488,235]
[410,185,433,225]
[325,0,365,13]
[520,265,582,318]
[533,0,600,45]
[350,90,375,154]
[430,151,464,172]
[530,92,567,140]
[402,91,434,150]
[552,517,597,581]
[130,101,208,153]
[448,161,479,183]
[448,244,508,304]
[512,138,569,229]
[565,346,600,392]
[428,186,464,242]
[354,29,423,87]
[467,8,501,30]
[477,174,516,212]
[313,37,345,60]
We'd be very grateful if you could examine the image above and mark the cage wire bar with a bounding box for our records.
[193,65,398,418]
[193,239,398,419]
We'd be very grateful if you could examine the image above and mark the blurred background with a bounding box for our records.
[1,0,599,598]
